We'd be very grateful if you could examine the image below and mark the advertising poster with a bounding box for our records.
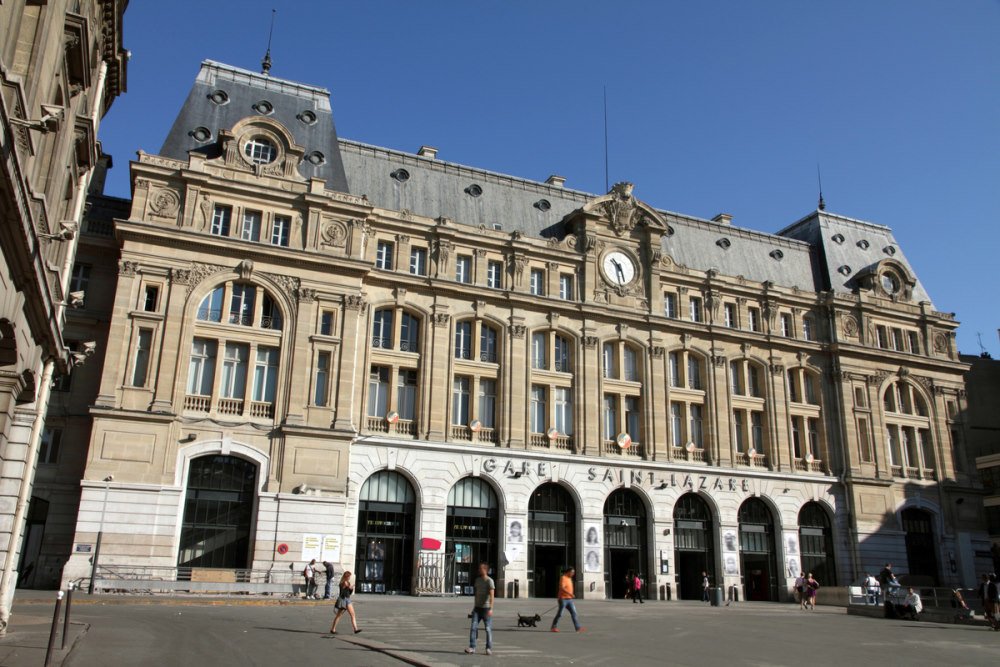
[321,534,342,562]
[301,533,322,561]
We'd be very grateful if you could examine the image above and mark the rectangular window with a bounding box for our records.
[751,411,764,451]
[530,385,547,433]
[454,321,472,360]
[70,263,91,296]
[603,395,617,441]
[892,328,905,351]
[187,338,217,396]
[143,285,159,312]
[554,387,573,435]
[687,356,702,390]
[724,304,736,328]
[908,331,920,355]
[229,284,256,326]
[400,313,420,352]
[367,366,389,417]
[664,293,677,319]
[876,325,889,349]
[733,410,745,452]
[689,297,703,323]
[787,372,800,403]
[376,240,394,270]
[220,343,249,399]
[210,205,232,236]
[478,379,496,429]
[271,215,290,246]
[792,417,803,459]
[802,316,815,341]
[668,352,680,387]
[487,260,503,289]
[531,333,547,369]
[554,336,569,372]
[320,310,334,336]
[373,310,393,348]
[397,369,418,420]
[748,307,760,332]
[670,402,683,447]
[39,428,61,465]
[780,314,792,337]
[858,417,873,462]
[559,274,574,301]
[409,247,427,276]
[480,326,498,363]
[529,269,545,296]
[623,347,638,382]
[241,210,262,242]
[689,404,703,447]
[452,376,471,426]
[455,255,471,283]
[625,396,640,443]
[807,417,819,458]
[748,365,761,398]
[804,375,817,404]
[730,361,742,395]
[314,351,330,407]
[131,328,153,387]
[252,346,279,402]
[854,386,867,408]
[602,343,616,379]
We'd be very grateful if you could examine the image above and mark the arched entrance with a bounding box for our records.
[528,483,576,598]
[604,488,647,599]
[902,507,938,584]
[738,498,778,601]
[17,497,49,588]
[673,493,715,599]
[447,477,499,596]
[798,502,836,585]
[178,455,257,569]
[356,470,417,594]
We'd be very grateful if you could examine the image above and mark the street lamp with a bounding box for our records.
[87,475,113,595]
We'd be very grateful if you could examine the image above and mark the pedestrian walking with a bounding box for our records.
[322,560,336,600]
[465,562,495,655]
[987,574,1000,630]
[302,559,318,599]
[632,573,644,604]
[805,573,820,609]
[550,566,584,632]
[952,589,973,622]
[625,570,635,600]
[329,571,362,634]
[864,572,880,605]
[794,571,806,609]
[701,571,710,603]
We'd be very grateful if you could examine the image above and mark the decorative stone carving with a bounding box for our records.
[394,287,407,302]
[170,268,192,285]
[295,287,318,302]
[897,366,910,380]
[762,299,779,330]
[769,363,785,376]
[399,209,411,220]
[511,230,523,241]
[511,254,528,282]
[396,234,410,243]
[933,332,948,354]
[547,261,559,271]
[704,290,721,322]
[548,312,560,326]
[652,346,665,359]
[148,188,180,218]
[547,237,560,248]
[237,259,254,281]
[433,313,451,326]
[475,248,488,258]
[435,239,454,266]
[584,234,603,254]
[344,295,368,311]
[602,182,648,236]
[843,314,859,338]
[712,354,727,368]
[583,336,599,349]
[261,271,300,301]
[118,260,139,277]
[617,323,629,338]
[680,333,692,348]
[198,195,212,229]
[564,235,578,250]
[866,370,892,387]
[650,249,662,264]
[740,342,752,355]
[592,290,609,304]
[321,219,348,247]
[510,324,526,339]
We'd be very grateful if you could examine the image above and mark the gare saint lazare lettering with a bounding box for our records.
[481,458,751,493]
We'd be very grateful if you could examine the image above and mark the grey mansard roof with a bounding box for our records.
[160,61,349,191]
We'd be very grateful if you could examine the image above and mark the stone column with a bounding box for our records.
[506,317,527,449]
[95,260,141,407]
[424,311,451,441]
[332,295,367,432]
[284,288,317,425]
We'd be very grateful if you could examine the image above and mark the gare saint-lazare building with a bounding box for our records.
[47,59,985,601]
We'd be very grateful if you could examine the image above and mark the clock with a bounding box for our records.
[602,250,636,286]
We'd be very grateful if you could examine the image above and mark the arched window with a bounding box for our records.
[798,502,836,585]
[528,331,575,451]
[185,282,285,420]
[447,478,500,596]
[451,319,502,444]
[738,498,778,601]
[668,350,708,458]
[356,470,416,593]
[883,381,934,478]
[367,308,423,437]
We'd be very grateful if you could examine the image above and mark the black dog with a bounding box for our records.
[517,613,542,628]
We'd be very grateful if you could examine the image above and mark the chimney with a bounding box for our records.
[712,213,733,226]
[417,145,438,159]
[545,174,566,187]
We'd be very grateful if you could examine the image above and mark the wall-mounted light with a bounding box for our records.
[656,482,669,490]
[510,471,523,479]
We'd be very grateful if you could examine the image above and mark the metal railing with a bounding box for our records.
[184,395,210,412]
[90,565,302,596]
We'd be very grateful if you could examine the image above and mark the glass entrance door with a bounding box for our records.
[178,455,256,569]
[604,489,647,599]
[528,483,576,598]
[355,470,417,594]
[673,493,715,599]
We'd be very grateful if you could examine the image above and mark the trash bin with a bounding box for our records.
[711,586,724,607]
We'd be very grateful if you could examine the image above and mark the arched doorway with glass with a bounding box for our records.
[738,498,778,601]
[17,497,49,588]
[902,507,938,585]
[178,455,257,570]
[528,483,577,598]
[446,477,500,596]
[798,502,836,586]
[355,470,417,594]
[673,493,716,599]
[603,488,648,599]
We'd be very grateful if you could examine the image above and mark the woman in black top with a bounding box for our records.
[329,571,362,634]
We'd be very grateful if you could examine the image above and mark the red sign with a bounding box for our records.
[276,543,289,555]
[420,537,442,551]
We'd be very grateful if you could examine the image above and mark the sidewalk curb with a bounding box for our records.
[16,597,326,608]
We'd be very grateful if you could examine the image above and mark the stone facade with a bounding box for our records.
[50,61,985,600]
[0,0,126,623]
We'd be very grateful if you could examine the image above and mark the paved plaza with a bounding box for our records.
[0,594,992,667]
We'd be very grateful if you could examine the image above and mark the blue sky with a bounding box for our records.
[97,1,1000,355]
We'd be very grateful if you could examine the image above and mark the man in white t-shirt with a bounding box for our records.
[465,562,495,656]
[864,573,881,605]
[903,587,923,619]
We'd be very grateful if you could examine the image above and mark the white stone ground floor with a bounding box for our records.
[59,437,992,598]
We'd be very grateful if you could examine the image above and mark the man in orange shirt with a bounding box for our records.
[550,566,584,632]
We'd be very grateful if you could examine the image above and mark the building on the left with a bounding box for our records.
[0,0,127,631]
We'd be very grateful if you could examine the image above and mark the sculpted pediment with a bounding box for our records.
[579,182,668,237]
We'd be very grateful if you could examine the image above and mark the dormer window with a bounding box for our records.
[881,272,900,295]
[244,136,277,165]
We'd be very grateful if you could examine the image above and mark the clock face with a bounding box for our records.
[602,251,636,286]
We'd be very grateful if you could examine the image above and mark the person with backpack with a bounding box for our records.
[632,572,644,604]
[303,559,318,600]
[804,573,820,609]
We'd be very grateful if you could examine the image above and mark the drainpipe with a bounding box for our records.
[0,358,56,635]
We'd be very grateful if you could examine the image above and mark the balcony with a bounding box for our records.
[528,433,573,451]
[250,401,274,419]
[673,446,706,462]
[365,415,416,438]
[794,458,824,474]
[217,398,243,416]
[478,427,496,444]
[604,440,642,457]
[184,395,210,412]
[480,350,498,363]
[451,425,473,441]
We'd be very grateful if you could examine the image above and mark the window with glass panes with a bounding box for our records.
[271,215,290,246]
[455,255,471,283]
[559,273,574,300]
[210,205,232,236]
[376,240,394,270]
[314,351,330,406]
[486,260,502,289]
[409,247,427,276]
[529,268,544,296]
[452,376,471,425]
[664,293,677,319]
[241,210,262,242]
[131,328,154,387]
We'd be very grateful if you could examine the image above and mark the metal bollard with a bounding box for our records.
[44,591,64,667]
[61,584,74,650]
